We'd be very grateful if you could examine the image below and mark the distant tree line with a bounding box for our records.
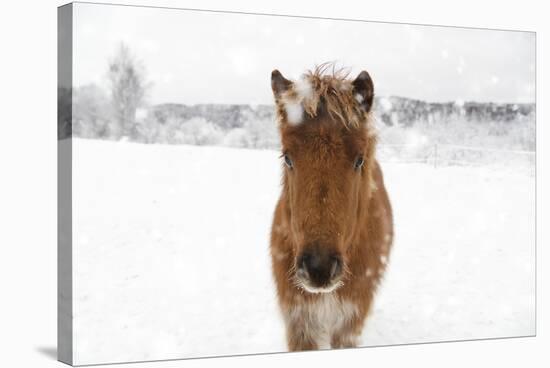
[58,42,535,152]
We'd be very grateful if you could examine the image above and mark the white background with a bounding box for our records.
[0,0,547,367]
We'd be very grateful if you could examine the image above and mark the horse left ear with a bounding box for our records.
[352,70,374,113]
[271,69,293,98]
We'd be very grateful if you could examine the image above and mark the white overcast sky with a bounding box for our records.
[73,2,535,105]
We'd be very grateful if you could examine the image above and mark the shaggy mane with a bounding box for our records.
[280,63,369,129]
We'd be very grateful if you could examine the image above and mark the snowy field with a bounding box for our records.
[71,138,535,365]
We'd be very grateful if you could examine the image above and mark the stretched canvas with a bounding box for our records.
[58,2,536,365]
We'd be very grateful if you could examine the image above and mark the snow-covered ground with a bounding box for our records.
[72,138,535,365]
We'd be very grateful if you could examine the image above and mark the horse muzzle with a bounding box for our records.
[295,243,343,293]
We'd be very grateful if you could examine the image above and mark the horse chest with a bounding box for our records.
[289,294,358,348]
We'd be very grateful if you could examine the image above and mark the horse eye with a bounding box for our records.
[284,154,294,169]
[354,156,364,170]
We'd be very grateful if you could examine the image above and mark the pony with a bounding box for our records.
[269,64,393,351]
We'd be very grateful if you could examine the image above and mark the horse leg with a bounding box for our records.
[286,326,318,351]
[330,330,360,349]
[284,310,319,351]
[330,314,365,349]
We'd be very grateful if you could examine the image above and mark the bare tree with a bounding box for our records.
[73,84,111,139]
[107,43,149,138]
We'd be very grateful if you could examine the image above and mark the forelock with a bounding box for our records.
[276,63,369,129]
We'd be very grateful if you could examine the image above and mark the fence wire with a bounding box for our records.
[377,143,535,175]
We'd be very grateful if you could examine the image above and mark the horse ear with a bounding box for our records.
[352,70,374,113]
[271,69,292,97]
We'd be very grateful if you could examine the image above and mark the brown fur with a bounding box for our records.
[270,65,393,351]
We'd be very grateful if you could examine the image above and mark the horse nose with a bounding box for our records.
[298,247,342,287]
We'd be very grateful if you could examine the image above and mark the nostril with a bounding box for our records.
[298,252,311,270]
[330,256,342,279]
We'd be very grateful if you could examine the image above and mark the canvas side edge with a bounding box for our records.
[58,3,74,366]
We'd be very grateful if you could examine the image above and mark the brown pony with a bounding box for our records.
[269,65,393,351]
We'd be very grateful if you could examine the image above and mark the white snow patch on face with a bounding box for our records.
[340,82,351,92]
[384,233,391,243]
[355,93,364,103]
[380,255,388,265]
[371,181,379,191]
[294,78,313,100]
[284,101,304,126]
[281,77,313,126]
[365,268,374,278]
[272,248,287,261]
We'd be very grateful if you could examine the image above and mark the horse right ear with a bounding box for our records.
[352,70,374,113]
[271,69,292,97]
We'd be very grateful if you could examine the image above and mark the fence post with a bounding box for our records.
[434,144,438,168]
